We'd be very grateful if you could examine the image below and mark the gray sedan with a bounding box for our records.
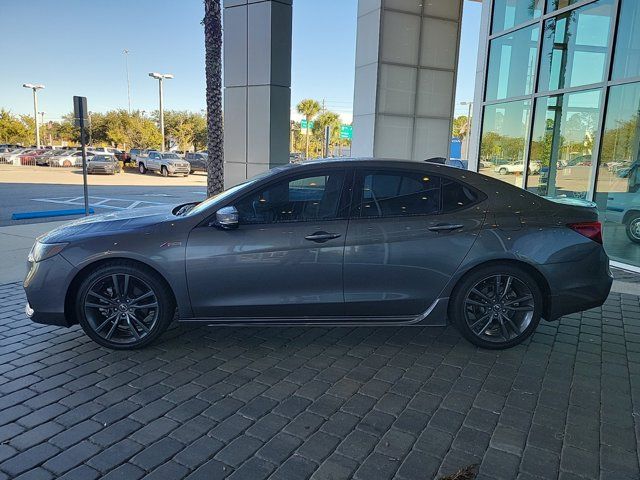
[24,159,612,350]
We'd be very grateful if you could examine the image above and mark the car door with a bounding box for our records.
[344,168,486,317]
[186,168,352,318]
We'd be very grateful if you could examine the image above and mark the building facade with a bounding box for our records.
[470,0,640,271]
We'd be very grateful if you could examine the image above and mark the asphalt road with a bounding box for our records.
[0,183,207,226]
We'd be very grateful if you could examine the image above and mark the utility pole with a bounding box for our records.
[22,83,45,148]
[123,49,132,113]
[148,72,174,151]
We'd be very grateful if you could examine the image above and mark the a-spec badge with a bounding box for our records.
[160,241,182,248]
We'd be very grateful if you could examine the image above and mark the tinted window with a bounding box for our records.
[355,170,441,218]
[235,171,346,224]
[441,178,479,212]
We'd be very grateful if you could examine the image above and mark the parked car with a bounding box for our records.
[605,191,640,243]
[137,151,190,176]
[24,158,612,350]
[87,154,120,175]
[19,149,47,165]
[35,150,68,166]
[185,152,207,173]
[0,148,29,164]
[130,149,149,162]
[48,150,93,167]
[495,161,541,175]
[445,159,468,170]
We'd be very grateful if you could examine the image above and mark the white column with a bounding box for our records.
[223,0,292,188]
[352,0,463,161]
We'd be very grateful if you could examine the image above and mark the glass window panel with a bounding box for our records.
[546,0,580,13]
[235,172,346,224]
[612,0,640,80]
[492,0,543,34]
[479,100,532,187]
[527,89,602,199]
[538,0,614,92]
[485,25,539,101]
[378,64,417,116]
[594,82,640,267]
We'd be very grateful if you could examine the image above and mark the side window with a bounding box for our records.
[355,170,441,218]
[441,178,480,213]
[235,171,347,224]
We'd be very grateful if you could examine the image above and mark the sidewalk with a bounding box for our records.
[0,220,69,284]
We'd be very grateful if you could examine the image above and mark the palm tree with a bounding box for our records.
[297,99,320,159]
[315,111,341,157]
[203,0,224,197]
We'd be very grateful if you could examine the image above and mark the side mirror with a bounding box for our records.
[214,206,239,229]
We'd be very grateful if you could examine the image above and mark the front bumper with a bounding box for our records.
[23,253,76,327]
[167,164,190,174]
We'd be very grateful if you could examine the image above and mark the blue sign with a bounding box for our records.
[450,138,462,159]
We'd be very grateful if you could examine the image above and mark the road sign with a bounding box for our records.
[340,124,352,140]
[73,96,89,127]
[300,119,314,129]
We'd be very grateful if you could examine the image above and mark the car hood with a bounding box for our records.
[39,204,177,243]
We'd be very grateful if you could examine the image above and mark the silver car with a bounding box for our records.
[24,159,612,350]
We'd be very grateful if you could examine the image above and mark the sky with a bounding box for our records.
[0,0,482,123]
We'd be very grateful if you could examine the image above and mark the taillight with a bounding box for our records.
[568,221,603,244]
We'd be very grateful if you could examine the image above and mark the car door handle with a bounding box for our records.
[428,223,464,232]
[305,231,342,243]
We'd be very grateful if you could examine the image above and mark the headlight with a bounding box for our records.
[28,241,68,263]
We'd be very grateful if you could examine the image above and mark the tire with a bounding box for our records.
[63,160,72,167]
[75,261,175,350]
[138,163,147,174]
[161,166,168,177]
[626,213,640,244]
[499,167,508,175]
[449,264,543,349]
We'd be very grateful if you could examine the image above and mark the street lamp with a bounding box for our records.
[148,72,173,151]
[23,83,45,148]
[460,101,473,160]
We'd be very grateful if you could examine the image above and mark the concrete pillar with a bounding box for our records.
[223,0,292,188]
[352,0,463,161]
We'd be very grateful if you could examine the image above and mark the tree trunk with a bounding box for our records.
[203,0,224,197]
[305,116,310,159]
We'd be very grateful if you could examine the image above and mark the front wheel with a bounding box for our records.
[76,262,175,349]
[498,167,508,175]
[161,166,168,177]
[626,213,640,244]
[138,163,147,174]
[449,264,543,349]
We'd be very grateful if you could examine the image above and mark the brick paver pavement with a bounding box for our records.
[0,281,639,479]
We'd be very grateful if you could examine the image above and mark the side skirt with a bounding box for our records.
[178,297,449,328]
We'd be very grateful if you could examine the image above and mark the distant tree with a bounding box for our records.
[297,99,321,159]
[0,110,31,144]
[452,115,469,140]
[314,111,341,157]
[203,0,224,197]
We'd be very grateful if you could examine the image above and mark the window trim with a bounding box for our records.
[350,167,484,220]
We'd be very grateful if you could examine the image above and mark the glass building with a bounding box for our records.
[472,0,640,271]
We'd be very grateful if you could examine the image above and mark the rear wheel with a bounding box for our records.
[498,167,508,175]
[63,160,72,167]
[138,163,147,174]
[626,213,640,243]
[76,262,175,350]
[449,264,543,349]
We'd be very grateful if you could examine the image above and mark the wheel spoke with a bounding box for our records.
[504,294,533,306]
[470,288,493,303]
[465,299,489,308]
[500,276,513,301]
[125,316,141,340]
[469,312,492,332]
[131,301,158,310]
[504,305,534,312]
[85,302,113,309]
[495,275,501,299]
[500,313,521,335]
[498,316,510,340]
[105,316,120,340]
[95,312,118,332]
[129,313,150,333]
[112,275,121,296]
[123,274,130,298]
[130,290,154,305]
[87,290,116,305]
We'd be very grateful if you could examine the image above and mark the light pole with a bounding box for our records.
[23,83,45,148]
[123,49,132,113]
[39,112,46,146]
[148,72,173,151]
[460,101,473,160]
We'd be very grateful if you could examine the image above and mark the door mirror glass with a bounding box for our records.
[214,206,239,229]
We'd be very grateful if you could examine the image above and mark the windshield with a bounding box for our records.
[163,153,180,159]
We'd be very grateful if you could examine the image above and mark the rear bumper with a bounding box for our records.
[541,248,613,321]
